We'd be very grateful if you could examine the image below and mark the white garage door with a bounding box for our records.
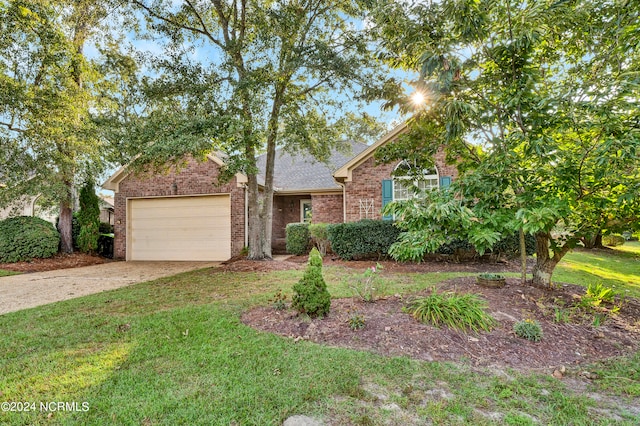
[129,195,231,261]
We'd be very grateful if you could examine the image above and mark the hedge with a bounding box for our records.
[327,220,401,260]
[286,223,310,255]
[0,216,60,263]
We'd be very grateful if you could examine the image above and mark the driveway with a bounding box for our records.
[0,261,219,315]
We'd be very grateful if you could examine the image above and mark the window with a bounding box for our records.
[300,199,312,223]
[392,160,439,201]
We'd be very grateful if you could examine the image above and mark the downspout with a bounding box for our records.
[337,181,346,223]
[244,184,249,248]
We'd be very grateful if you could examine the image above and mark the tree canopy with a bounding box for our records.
[374,0,640,286]
[0,0,123,252]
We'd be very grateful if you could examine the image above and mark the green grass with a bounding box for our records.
[554,242,640,298]
[0,256,638,425]
[0,269,19,277]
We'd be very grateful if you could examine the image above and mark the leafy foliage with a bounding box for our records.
[406,290,496,332]
[77,181,100,253]
[286,223,310,255]
[0,0,123,252]
[0,216,60,262]
[372,0,640,287]
[308,223,330,256]
[327,220,401,260]
[292,248,331,317]
[582,283,617,308]
[513,319,543,343]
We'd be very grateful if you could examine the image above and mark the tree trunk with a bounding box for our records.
[58,185,74,253]
[530,232,571,288]
[519,228,527,285]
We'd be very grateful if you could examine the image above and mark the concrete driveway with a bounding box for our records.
[0,261,219,315]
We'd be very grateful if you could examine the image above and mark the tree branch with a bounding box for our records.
[0,120,25,133]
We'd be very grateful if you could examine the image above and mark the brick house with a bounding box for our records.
[102,123,457,261]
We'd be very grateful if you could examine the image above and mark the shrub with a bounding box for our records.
[490,232,536,258]
[0,216,60,262]
[286,222,310,255]
[309,223,330,256]
[602,234,625,247]
[270,289,288,311]
[77,181,100,253]
[292,247,331,317]
[348,312,366,330]
[406,290,496,332]
[513,319,543,342]
[99,222,114,234]
[350,263,385,302]
[328,219,401,260]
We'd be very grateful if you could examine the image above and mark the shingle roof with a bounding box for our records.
[256,140,368,191]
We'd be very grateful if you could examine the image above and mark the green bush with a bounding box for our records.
[513,319,543,342]
[309,223,330,256]
[99,222,114,234]
[602,234,625,247]
[77,181,100,253]
[0,216,60,262]
[286,222,310,255]
[436,233,535,258]
[292,247,331,317]
[406,290,496,332]
[328,219,401,260]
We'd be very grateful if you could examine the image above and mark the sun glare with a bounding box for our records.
[411,91,426,107]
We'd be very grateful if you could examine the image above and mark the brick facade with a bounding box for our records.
[344,147,457,222]
[310,194,343,224]
[113,157,245,260]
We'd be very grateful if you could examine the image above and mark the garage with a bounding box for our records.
[127,195,231,261]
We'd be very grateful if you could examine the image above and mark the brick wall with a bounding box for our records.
[344,147,457,222]
[311,194,343,223]
[113,157,245,260]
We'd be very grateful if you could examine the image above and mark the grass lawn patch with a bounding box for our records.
[554,244,640,298]
[1,254,638,425]
[0,269,20,277]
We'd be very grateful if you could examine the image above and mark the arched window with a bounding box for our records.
[392,160,439,201]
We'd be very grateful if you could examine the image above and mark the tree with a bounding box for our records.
[0,0,122,252]
[77,180,100,253]
[117,0,388,259]
[373,0,640,287]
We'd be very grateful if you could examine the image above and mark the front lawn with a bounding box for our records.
[0,269,19,277]
[554,243,640,298]
[0,252,638,425]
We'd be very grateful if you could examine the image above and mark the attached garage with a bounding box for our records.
[127,195,231,261]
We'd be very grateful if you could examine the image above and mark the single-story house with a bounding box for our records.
[102,123,458,261]
[0,194,58,225]
[99,195,115,226]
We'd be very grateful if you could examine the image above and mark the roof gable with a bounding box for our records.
[333,122,408,182]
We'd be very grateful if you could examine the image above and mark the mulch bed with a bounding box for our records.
[242,275,640,371]
[0,252,111,273]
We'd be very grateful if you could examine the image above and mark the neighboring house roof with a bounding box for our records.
[333,122,408,183]
[99,195,114,209]
[257,140,369,192]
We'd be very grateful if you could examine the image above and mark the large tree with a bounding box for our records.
[373,0,640,287]
[0,0,122,252]
[117,0,388,259]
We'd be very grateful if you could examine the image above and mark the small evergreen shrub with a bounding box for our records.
[406,290,496,332]
[309,223,330,256]
[602,234,625,247]
[328,219,401,260]
[286,222,310,255]
[0,216,60,262]
[513,319,543,342]
[292,247,331,317]
[77,181,100,253]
